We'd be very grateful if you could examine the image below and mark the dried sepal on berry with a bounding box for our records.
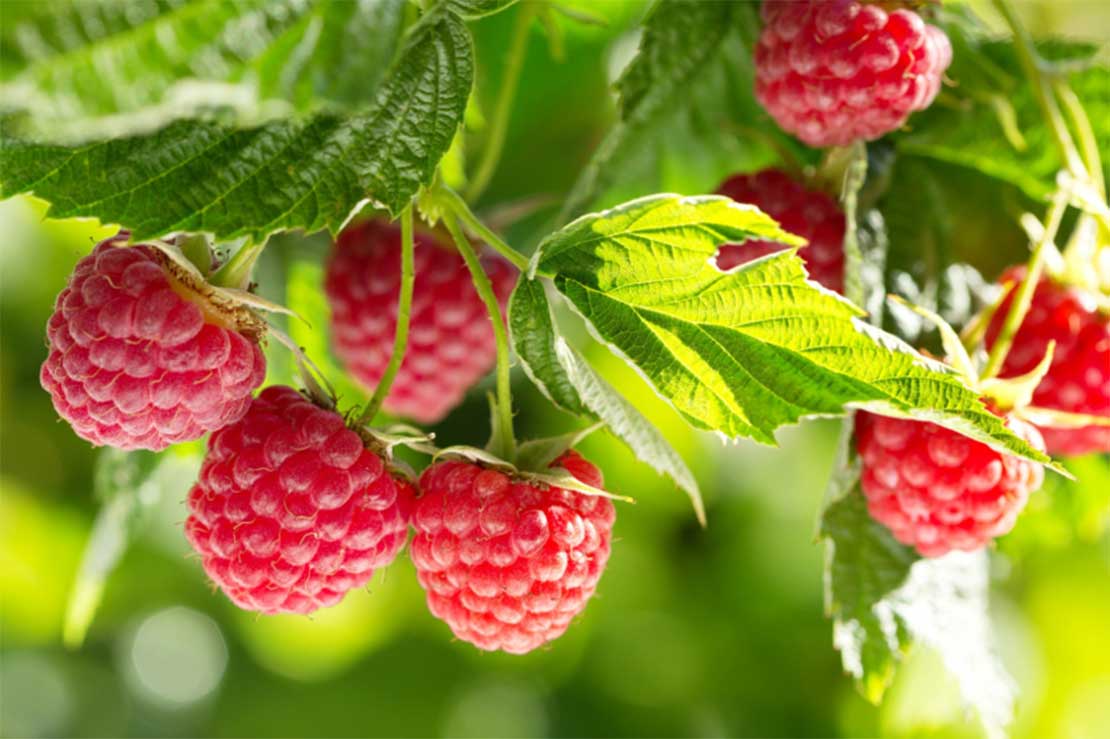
[40,233,267,451]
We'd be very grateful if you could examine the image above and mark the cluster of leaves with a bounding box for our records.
[1,1,1105,734]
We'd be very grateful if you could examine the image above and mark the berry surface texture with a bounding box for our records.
[40,236,266,451]
[411,451,615,654]
[185,386,412,615]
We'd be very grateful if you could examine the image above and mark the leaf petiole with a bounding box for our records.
[442,211,517,460]
[440,185,530,270]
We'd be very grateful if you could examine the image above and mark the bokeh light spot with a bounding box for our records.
[122,606,227,708]
[442,679,548,738]
[0,652,73,737]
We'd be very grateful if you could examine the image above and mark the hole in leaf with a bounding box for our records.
[711,239,794,272]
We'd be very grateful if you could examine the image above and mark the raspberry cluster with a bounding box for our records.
[716,169,845,293]
[325,220,517,424]
[184,386,412,614]
[985,267,1110,456]
[754,0,952,147]
[856,411,1045,557]
[410,452,615,654]
[40,236,266,451]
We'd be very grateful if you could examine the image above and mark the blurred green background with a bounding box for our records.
[2,2,1109,737]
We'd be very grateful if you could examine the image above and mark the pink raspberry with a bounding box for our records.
[39,234,266,451]
[184,386,412,615]
[325,220,517,425]
[985,266,1110,456]
[856,411,1045,557]
[755,0,952,147]
[715,168,845,293]
[410,451,615,654]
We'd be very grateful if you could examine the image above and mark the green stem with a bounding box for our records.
[442,211,516,460]
[210,241,265,289]
[358,205,416,425]
[1053,79,1105,199]
[982,189,1069,380]
[991,0,1087,181]
[464,3,535,203]
[441,186,530,270]
[835,142,869,312]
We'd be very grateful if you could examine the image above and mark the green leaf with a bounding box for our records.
[897,11,1110,200]
[64,448,162,648]
[821,440,916,702]
[510,278,591,416]
[0,10,474,240]
[559,0,800,221]
[552,337,705,524]
[1,0,409,137]
[514,422,604,472]
[534,194,1053,466]
[509,276,705,522]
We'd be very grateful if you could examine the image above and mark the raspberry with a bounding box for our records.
[715,169,845,292]
[856,411,1045,557]
[184,386,412,615]
[985,266,1110,456]
[755,0,952,148]
[325,220,517,424]
[410,451,615,654]
[39,235,266,451]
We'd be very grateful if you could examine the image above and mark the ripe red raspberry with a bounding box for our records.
[985,266,1110,456]
[755,0,952,148]
[325,220,517,425]
[716,169,845,293]
[410,451,615,654]
[856,411,1045,557]
[39,235,266,451]
[184,386,412,615]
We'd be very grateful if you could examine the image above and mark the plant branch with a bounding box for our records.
[358,205,416,425]
[835,142,869,311]
[442,212,516,460]
[465,3,535,203]
[1053,79,1105,199]
[991,0,1087,181]
[441,185,530,270]
[982,188,1069,379]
